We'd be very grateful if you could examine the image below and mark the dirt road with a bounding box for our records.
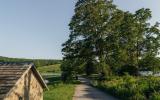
[73,77,118,100]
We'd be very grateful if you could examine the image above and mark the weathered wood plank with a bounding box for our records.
[0,63,31,99]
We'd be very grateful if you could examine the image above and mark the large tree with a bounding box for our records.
[62,0,121,75]
[62,0,160,76]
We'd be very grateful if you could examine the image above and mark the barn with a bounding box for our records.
[0,62,48,100]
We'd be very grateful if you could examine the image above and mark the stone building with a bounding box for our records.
[0,62,48,100]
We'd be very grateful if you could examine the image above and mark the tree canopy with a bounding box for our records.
[61,0,160,76]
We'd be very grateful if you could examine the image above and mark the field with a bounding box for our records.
[37,64,61,73]
[37,64,77,100]
[0,56,61,67]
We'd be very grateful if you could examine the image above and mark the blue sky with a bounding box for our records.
[0,0,159,59]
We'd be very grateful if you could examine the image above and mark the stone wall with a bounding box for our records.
[4,69,43,100]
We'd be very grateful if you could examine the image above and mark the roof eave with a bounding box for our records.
[31,65,49,90]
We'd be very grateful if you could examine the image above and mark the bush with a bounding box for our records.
[150,92,160,100]
[94,75,160,100]
[118,64,138,76]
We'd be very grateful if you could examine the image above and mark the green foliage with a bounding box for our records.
[62,0,160,76]
[60,59,78,80]
[61,60,74,74]
[150,92,160,100]
[93,76,160,100]
[61,0,160,99]
[62,0,118,76]
[118,64,138,76]
[139,55,160,73]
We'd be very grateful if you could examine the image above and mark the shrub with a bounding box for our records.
[118,64,138,76]
[150,92,160,100]
[94,75,160,100]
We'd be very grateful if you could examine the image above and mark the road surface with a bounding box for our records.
[73,77,118,100]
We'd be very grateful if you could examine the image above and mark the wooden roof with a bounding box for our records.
[0,62,48,99]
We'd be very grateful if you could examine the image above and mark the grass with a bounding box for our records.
[43,75,78,100]
[37,64,61,73]
[44,83,75,100]
[37,64,78,100]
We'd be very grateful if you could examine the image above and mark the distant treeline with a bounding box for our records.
[0,56,62,67]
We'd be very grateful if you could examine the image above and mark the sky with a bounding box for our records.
[0,0,159,59]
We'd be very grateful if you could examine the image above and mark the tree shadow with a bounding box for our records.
[45,75,61,85]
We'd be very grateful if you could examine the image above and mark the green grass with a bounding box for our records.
[37,64,61,73]
[44,84,75,100]
[43,75,77,100]
[37,65,77,100]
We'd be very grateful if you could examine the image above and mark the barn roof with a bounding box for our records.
[0,62,48,99]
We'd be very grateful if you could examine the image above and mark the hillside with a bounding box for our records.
[0,56,62,67]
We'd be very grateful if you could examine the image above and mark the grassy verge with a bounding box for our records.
[43,75,79,100]
[37,65,79,100]
[44,83,75,100]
